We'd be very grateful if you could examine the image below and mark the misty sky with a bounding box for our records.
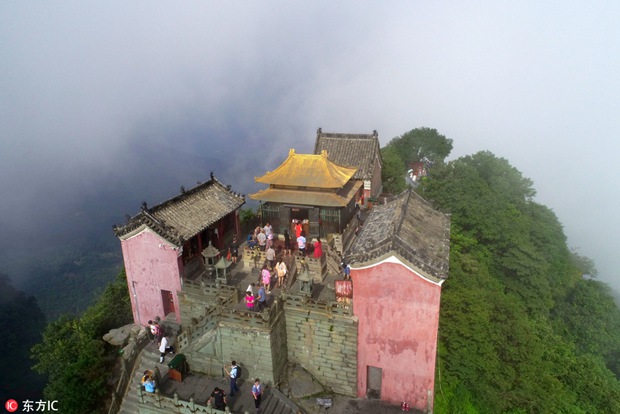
[1,2,619,290]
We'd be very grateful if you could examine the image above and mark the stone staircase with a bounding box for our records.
[116,316,301,414]
[117,315,182,414]
[117,342,162,414]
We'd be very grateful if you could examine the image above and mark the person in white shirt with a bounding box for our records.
[159,336,174,363]
[297,231,307,256]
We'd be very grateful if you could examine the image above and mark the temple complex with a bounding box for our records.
[113,129,450,414]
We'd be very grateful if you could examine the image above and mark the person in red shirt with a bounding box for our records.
[244,290,255,311]
[313,237,323,259]
[294,220,303,238]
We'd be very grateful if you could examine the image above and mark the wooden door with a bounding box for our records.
[161,290,175,317]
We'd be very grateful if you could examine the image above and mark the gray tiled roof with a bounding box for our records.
[114,174,245,246]
[349,190,450,282]
[313,128,381,180]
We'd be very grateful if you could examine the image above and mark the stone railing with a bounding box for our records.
[182,279,238,307]
[219,297,284,328]
[241,247,266,269]
[137,387,251,414]
[107,333,150,414]
[284,293,354,317]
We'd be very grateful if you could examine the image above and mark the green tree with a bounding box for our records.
[422,151,620,413]
[32,270,132,413]
[380,145,407,194]
[385,127,453,164]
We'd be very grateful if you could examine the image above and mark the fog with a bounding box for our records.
[1,2,618,292]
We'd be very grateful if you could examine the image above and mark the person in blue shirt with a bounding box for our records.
[252,378,263,410]
[144,378,156,393]
[257,283,267,312]
[224,361,240,398]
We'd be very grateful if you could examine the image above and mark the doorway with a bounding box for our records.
[289,207,309,222]
[161,289,175,317]
[367,366,382,399]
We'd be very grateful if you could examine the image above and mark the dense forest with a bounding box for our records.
[12,127,620,412]
[384,128,620,413]
[30,271,132,413]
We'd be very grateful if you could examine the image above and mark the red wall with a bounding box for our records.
[120,228,182,326]
[352,257,442,411]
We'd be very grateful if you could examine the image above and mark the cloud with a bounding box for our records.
[0,1,618,289]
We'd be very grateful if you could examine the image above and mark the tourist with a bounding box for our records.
[342,258,351,280]
[294,220,303,239]
[313,237,323,259]
[257,229,267,251]
[266,245,276,271]
[283,230,292,256]
[252,378,263,411]
[261,264,272,293]
[297,231,307,256]
[230,236,239,264]
[223,361,240,398]
[159,335,174,363]
[208,387,227,410]
[147,320,157,343]
[266,233,274,250]
[276,258,287,289]
[247,232,256,250]
[257,283,267,311]
[141,370,154,387]
[263,222,273,237]
[154,322,164,344]
[245,290,256,311]
[144,377,156,393]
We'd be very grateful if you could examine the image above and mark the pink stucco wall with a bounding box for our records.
[352,259,442,411]
[120,228,182,326]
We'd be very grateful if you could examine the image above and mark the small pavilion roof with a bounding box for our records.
[254,149,357,189]
[202,241,220,258]
[114,174,245,246]
[349,190,451,282]
[314,128,382,181]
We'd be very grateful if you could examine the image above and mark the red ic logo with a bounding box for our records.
[5,399,19,412]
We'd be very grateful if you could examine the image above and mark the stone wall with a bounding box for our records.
[284,295,358,396]
[177,281,358,396]
[177,293,288,386]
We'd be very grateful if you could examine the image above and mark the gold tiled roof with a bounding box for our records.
[250,180,363,207]
[254,149,357,189]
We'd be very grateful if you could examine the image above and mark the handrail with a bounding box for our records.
[107,332,149,414]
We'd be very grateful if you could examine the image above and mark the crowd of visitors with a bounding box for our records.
[247,221,325,258]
